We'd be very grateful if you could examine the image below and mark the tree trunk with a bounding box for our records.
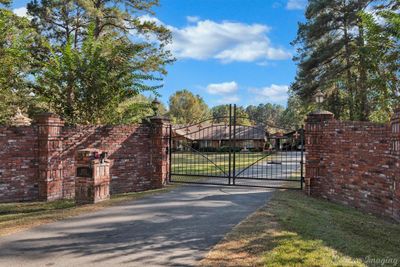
[343,11,355,120]
[357,22,369,120]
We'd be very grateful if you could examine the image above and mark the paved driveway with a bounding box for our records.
[0,185,272,267]
[235,151,303,188]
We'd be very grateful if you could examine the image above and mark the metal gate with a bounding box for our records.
[168,105,304,189]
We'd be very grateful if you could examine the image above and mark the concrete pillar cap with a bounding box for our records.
[308,110,334,116]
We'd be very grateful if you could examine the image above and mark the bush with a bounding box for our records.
[218,146,241,152]
[198,147,218,152]
[248,147,263,152]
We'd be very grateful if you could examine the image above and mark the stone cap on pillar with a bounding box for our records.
[150,115,171,125]
[306,110,334,122]
[309,110,334,116]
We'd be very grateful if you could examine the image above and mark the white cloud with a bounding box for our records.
[207,81,238,95]
[186,16,200,23]
[286,0,307,10]
[13,7,27,17]
[168,19,291,63]
[217,95,240,104]
[216,42,290,62]
[136,16,291,63]
[250,84,289,104]
[138,14,163,25]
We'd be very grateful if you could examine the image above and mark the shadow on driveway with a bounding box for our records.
[0,185,273,267]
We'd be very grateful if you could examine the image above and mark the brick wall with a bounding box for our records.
[0,126,39,202]
[305,109,400,221]
[61,125,156,196]
[0,114,170,202]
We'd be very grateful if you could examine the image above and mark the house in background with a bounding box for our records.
[172,123,267,151]
[267,129,304,151]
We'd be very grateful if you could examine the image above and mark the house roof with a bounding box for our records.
[173,123,266,141]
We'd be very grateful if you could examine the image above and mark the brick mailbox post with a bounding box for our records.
[75,149,110,204]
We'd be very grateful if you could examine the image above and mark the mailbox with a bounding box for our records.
[75,148,110,204]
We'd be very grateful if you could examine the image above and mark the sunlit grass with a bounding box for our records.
[201,190,400,267]
[172,152,272,176]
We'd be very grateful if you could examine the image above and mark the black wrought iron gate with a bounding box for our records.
[168,105,304,189]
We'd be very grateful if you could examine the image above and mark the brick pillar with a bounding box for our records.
[304,111,334,196]
[390,108,400,221]
[36,113,64,201]
[150,116,171,188]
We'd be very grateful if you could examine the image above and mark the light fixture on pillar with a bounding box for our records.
[151,98,161,116]
[314,90,324,111]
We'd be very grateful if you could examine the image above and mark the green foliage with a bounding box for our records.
[168,89,210,124]
[292,0,399,122]
[279,94,312,128]
[211,104,251,125]
[36,28,164,124]
[246,103,286,127]
[0,3,45,124]
[360,1,400,122]
[27,0,173,124]
[113,94,166,124]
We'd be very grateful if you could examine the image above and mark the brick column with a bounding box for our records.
[36,113,64,201]
[150,116,171,188]
[390,108,400,221]
[304,111,334,196]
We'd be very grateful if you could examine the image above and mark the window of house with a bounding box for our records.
[200,140,212,148]
[243,140,254,148]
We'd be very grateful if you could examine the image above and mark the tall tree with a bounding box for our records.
[28,0,174,124]
[0,1,42,124]
[292,0,375,121]
[245,103,286,127]
[112,94,167,124]
[360,0,400,122]
[168,90,210,124]
[211,105,251,125]
[279,94,313,128]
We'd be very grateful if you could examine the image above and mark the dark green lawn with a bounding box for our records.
[171,151,271,176]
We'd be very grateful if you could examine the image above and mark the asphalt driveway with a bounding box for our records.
[0,184,272,267]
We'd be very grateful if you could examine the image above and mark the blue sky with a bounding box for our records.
[11,0,307,108]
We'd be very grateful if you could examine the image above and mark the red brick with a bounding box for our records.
[305,109,400,221]
[0,114,171,202]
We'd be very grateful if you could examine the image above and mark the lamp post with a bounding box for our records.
[314,90,324,112]
[151,98,161,116]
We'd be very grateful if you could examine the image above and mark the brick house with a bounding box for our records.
[172,122,267,151]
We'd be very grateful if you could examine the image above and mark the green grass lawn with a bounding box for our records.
[201,190,400,267]
[0,186,178,237]
[172,151,272,176]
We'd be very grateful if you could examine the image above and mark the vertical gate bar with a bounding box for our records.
[233,104,237,185]
[300,126,304,190]
[228,104,232,185]
[169,124,172,183]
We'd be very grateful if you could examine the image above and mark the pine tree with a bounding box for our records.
[360,0,400,122]
[292,0,374,120]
